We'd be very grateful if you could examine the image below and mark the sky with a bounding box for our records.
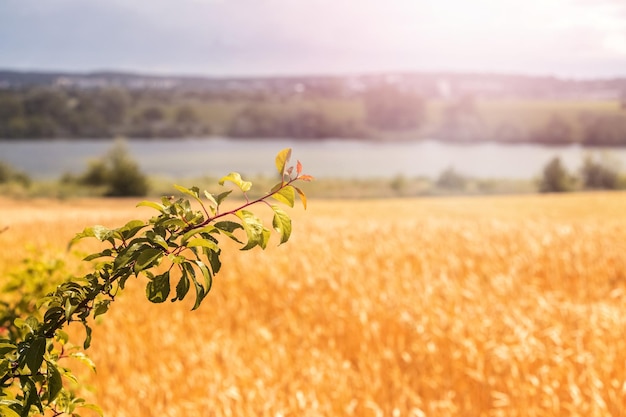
[1,0,626,78]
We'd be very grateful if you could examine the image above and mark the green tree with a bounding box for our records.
[175,104,199,124]
[96,88,130,126]
[78,140,148,196]
[363,85,425,131]
[539,156,574,193]
[79,160,109,187]
[436,166,467,190]
[0,149,312,417]
[104,141,149,196]
[140,106,165,123]
[579,113,626,146]
[438,95,486,143]
[0,95,24,121]
[533,115,574,145]
[580,154,620,190]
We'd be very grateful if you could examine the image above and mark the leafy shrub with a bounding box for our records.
[539,156,574,193]
[0,161,30,186]
[78,140,149,196]
[436,167,468,190]
[580,154,621,190]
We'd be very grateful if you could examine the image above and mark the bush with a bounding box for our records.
[580,154,621,190]
[436,167,468,190]
[78,140,149,196]
[539,157,574,193]
[0,160,30,186]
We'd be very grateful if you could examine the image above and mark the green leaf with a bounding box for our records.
[219,172,252,192]
[25,337,46,373]
[195,260,213,295]
[133,247,163,274]
[181,225,217,244]
[70,352,96,372]
[13,318,34,333]
[113,242,149,271]
[206,245,222,275]
[0,404,20,417]
[84,325,93,349]
[186,238,220,251]
[203,190,218,207]
[93,300,110,319]
[173,272,190,302]
[183,263,206,310]
[271,185,295,207]
[215,190,232,205]
[43,306,64,329]
[146,272,170,303]
[68,225,112,248]
[83,248,114,261]
[136,200,165,212]
[20,376,43,416]
[0,359,10,378]
[149,234,169,250]
[80,402,104,416]
[25,317,39,332]
[0,342,17,356]
[46,361,63,401]
[158,218,187,232]
[168,254,187,264]
[236,210,269,250]
[174,184,200,198]
[260,228,271,249]
[214,221,244,243]
[275,148,292,176]
[214,221,243,233]
[91,225,113,242]
[116,220,146,240]
[271,205,292,245]
[56,330,69,345]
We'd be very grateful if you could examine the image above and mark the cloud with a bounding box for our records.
[0,0,625,77]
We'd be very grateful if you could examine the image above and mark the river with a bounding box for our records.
[1,138,625,180]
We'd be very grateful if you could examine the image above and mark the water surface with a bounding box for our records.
[1,138,624,180]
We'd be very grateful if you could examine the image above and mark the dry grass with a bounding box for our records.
[2,193,626,416]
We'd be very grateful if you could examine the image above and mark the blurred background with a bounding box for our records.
[1,0,626,197]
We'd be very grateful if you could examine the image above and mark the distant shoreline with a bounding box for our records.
[2,136,626,148]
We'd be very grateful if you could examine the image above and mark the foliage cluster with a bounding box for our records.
[0,149,311,416]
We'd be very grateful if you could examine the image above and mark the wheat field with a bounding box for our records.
[2,193,626,417]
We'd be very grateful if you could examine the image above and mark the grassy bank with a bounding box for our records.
[0,174,538,200]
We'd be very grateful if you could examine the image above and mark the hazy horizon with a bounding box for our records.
[1,0,626,79]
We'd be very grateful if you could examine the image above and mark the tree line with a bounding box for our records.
[0,86,423,140]
[1,86,626,145]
